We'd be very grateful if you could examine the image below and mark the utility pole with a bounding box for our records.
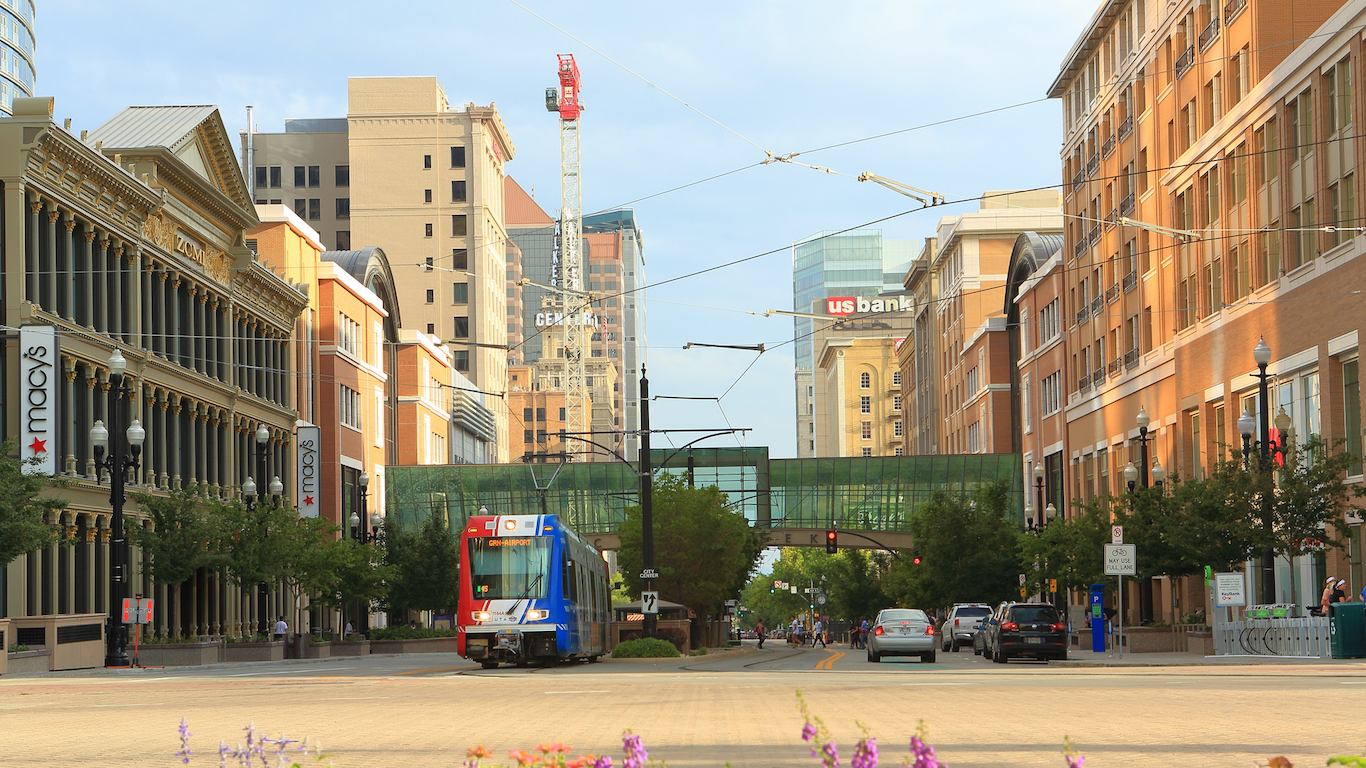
[638,367,655,639]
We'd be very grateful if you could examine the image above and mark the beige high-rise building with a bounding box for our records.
[248,77,516,461]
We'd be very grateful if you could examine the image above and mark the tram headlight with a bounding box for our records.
[526,609,549,621]
[472,611,492,622]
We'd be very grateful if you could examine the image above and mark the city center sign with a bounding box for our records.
[535,310,600,330]
[825,296,913,317]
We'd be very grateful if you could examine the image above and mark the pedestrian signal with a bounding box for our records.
[825,530,837,554]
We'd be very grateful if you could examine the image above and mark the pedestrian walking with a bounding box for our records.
[789,616,801,647]
[756,619,766,650]
[273,616,288,642]
[813,617,826,648]
[859,617,870,650]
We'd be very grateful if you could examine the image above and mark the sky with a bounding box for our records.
[42,0,1098,458]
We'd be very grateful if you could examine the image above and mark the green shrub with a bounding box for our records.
[370,626,458,641]
[611,638,681,658]
[7,644,29,653]
[656,627,688,651]
[688,647,708,656]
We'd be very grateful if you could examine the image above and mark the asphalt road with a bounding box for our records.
[3,642,1363,767]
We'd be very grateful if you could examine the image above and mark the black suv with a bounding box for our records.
[982,602,1066,662]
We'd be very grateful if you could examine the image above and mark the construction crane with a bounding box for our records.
[545,54,588,457]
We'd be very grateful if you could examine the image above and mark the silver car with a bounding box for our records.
[866,608,936,663]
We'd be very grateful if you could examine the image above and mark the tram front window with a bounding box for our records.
[468,536,552,599]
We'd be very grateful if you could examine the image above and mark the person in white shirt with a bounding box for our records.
[273,616,288,641]
[812,618,826,648]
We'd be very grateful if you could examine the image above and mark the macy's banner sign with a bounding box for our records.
[825,296,913,316]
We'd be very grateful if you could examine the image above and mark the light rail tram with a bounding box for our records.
[457,513,610,668]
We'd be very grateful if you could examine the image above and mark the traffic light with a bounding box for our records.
[770,587,775,594]
[911,550,922,565]
[825,530,838,554]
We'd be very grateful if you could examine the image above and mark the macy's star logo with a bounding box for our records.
[28,436,47,455]
[303,495,315,506]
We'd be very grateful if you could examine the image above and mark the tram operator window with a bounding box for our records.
[468,537,552,599]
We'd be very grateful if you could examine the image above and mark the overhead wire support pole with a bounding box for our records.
[856,172,945,207]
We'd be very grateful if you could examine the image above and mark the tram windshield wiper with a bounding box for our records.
[508,572,543,616]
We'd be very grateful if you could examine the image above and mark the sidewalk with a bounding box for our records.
[1055,648,1366,668]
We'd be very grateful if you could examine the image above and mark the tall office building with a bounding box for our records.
[249,77,515,461]
[793,230,914,457]
[0,0,33,115]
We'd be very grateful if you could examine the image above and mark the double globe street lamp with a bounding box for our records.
[90,349,146,667]
[349,472,383,544]
[242,474,284,510]
[1242,337,1293,604]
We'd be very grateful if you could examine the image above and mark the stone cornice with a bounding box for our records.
[232,261,307,332]
[111,147,259,235]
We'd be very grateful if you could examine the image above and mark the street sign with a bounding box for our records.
[1104,544,1136,576]
[1019,586,1026,597]
[121,597,154,625]
[816,594,827,605]
[1049,579,1058,593]
[641,591,659,614]
[1214,572,1247,606]
[639,568,659,580]
[1112,526,1123,545]
[724,599,738,607]
[790,586,797,594]
[1018,573,1026,585]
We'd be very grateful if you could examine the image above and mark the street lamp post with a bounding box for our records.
[255,424,270,505]
[638,367,657,639]
[1135,406,1152,488]
[1033,464,1045,528]
[1124,461,1139,493]
[1250,337,1293,603]
[92,349,145,668]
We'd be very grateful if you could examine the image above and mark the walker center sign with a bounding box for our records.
[19,325,57,476]
[826,296,913,317]
[296,424,321,518]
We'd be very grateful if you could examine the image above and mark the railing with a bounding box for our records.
[1074,237,1088,259]
[1102,133,1116,159]
[1108,358,1122,376]
[1092,369,1106,388]
[1214,613,1329,657]
[1072,168,1085,191]
[1125,348,1140,368]
[1175,46,1195,79]
[1105,208,1118,230]
[1078,376,1092,394]
[1076,305,1090,324]
[1090,295,1103,316]
[1086,153,1099,177]
[1120,193,1135,216]
[1118,114,1133,140]
[1199,16,1220,52]
[1122,270,1138,292]
[1225,0,1247,24]
[1106,283,1120,303]
[1088,224,1101,245]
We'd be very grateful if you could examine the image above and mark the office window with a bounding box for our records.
[453,282,468,303]
[860,372,871,389]
[966,366,979,394]
[1346,360,1362,475]
[308,199,320,221]
[893,395,902,411]
[1022,374,1033,433]
[452,215,467,236]
[536,407,546,422]
[425,289,434,303]
[861,421,872,439]
[452,180,466,202]
[453,316,470,338]
[426,323,435,335]
[425,223,433,237]
[340,386,360,429]
[559,407,566,421]
[294,166,306,187]
[335,165,349,187]
[451,146,465,168]
[453,350,469,371]
[537,430,547,444]
[892,370,902,386]
[424,154,432,169]
[860,396,871,414]
[329,198,348,221]
[1041,372,1061,415]
[293,199,306,218]
[336,231,351,250]
[862,447,873,457]
[424,189,432,204]
[268,199,281,205]
[967,422,980,453]
[523,407,534,422]
[895,447,904,456]
[894,420,903,437]
[308,166,320,188]
[452,249,468,270]
[269,166,281,188]
[255,167,267,189]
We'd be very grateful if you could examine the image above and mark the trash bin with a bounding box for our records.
[1329,602,1366,659]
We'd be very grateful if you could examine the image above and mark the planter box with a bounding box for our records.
[369,636,460,655]
[133,642,221,666]
[1122,627,1177,653]
[330,640,370,657]
[303,641,331,659]
[6,649,51,675]
[1186,631,1214,656]
[10,613,106,670]
[223,641,285,662]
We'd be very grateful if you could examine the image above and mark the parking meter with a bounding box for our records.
[1089,584,1106,653]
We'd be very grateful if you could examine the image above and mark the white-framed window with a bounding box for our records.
[966,366,979,396]
[893,395,902,411]
[422,414,431,463]
[892,370,902,386]
[894,447,904,456]
[860,396,871,414]
[894,420,903,437]
[1039,300,1060,344]
[1041,372,1061,416]
[340,385,361,429]
[861,421,872,439]
[374,388,384,448]
[862,447,873,457]
[373,321,383,368]
[337,312,361,357]
[1020,308,1031,357]
[1022,374,1033,434]
[860,371,871,389]
[967,422,980,453]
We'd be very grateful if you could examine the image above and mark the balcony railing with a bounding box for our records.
[1090,296,1103,316]
[1122,270,1138,292]
[1072,168,1085,191]
[1225,0,1247,23]
[1074,237,1088,259]
[1092,369,1106,388]
[1088,224,1102,245]
[1106,283,1120,304]
[1125,348,1141,369]
[1078,376,1092,394]
[1120,192,1135,216]
[1105,207,1118,230]
[1102,133,1116,159]
[1086,153,1099,177]
[1076,305,1090,325]
[1108,358,1122,376]
[1199,16,1220,52]
[1118,114,1133,140]
[1175,45,1195,79]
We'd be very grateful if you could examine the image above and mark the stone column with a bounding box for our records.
[152,267,165,357]
[96,516,110,617]
[83,368,97,479]
[169,397,182,490]
[185,403,197,489]
[82,230,95,329]
[82,515,97,614]
[109,240,122,341]
[169,277,181,367]
[62,216,75,320]
[42,206,57,314]
[24,197,37,306]
[62,357,76,476]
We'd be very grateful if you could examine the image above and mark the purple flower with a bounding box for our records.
[177,718,193,765]
[852,738,877,768]
[802,723,818,743]
[909,736,941,768]
[1066,755,1085,768]
[594,756,613,768]
[622,731,648,768]
[821,741,840,768]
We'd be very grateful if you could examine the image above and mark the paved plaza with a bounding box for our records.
[2,644,1362,767]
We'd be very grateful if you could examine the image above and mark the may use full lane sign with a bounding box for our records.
[1104,544,1137,576]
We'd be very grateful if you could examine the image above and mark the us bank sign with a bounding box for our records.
[296,424,321,518]
[19,325,57,475]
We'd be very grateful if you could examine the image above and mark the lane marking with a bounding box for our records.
[316,696,392,701]
[396,666,479,675]
[222,668,351,677]
[816,651,845,670]
[900,682,975,686]
[62,702,165,708]
[544,690,611,694]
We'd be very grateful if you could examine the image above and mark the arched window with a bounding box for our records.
[860,372,871,389]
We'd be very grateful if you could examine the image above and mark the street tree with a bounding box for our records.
[128,487,222,636]
[1019,498,1113,598]
[617,474,763,618]
[0,441,68,567]
[382,510,462,617]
